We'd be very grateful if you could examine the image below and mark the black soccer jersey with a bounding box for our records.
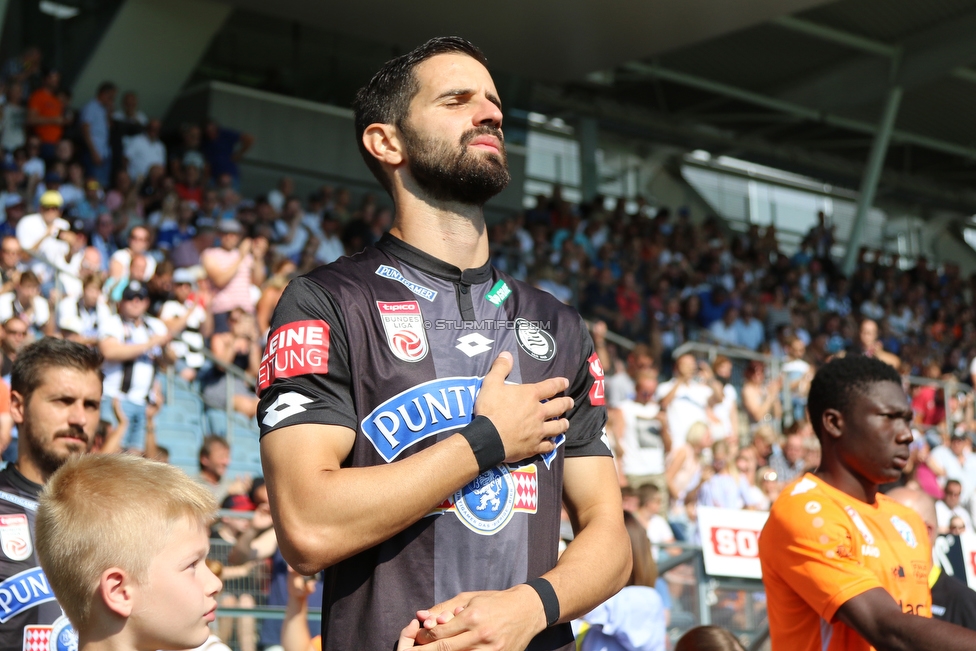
[258,234,610,651]
[0,466,74,651]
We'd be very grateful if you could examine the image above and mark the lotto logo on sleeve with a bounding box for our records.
[258,320,330,393]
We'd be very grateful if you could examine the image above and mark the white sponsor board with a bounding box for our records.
[697,506,769,579]
[958,532,976,587]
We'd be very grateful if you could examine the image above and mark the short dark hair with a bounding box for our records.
[96,81,116,96]
[199,434,229,469]
[353,36,489,195]
[946,479,962,491]
[807,355,902,440]
[11,338,103,401]
[18,270,39,287]
[636,483,660,508]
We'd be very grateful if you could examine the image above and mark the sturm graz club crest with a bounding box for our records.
[454,466,517,535]
[515,318,555,361]
[447,464,539,535]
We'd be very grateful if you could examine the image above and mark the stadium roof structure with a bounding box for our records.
[215,0,976,217]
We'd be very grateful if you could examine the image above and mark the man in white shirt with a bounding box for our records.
[0,270,50,339]
[782,336,813,424]
[611,369,671,493]
[936,479,974,535]
[97,281,173,451]
[158,268,213,383]
[314,213,346,265]
[123,119,165,179]
[654,353,718,449]
[16,189,68,252]
[14,189,83,289]
[708,305,740,348]
[58,274,112,346]
[605,343,654,409]
[634,483,675,560]
[710,355,739,442]
[930,432,976,507]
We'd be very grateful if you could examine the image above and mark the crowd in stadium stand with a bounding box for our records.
[4,43,976,648]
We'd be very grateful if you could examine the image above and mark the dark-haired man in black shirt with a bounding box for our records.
[0,338,102,651]
[259,36,630,651]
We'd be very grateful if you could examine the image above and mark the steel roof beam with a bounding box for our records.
[774,15,976,86]
[772,13,976,109]
[623,61,976,161]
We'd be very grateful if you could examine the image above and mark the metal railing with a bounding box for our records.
[656,545,769,650]
[166,346,258,447]
[592,318,972,438]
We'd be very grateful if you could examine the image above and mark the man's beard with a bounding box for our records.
[400,123,511,206]
[21,424,90,477]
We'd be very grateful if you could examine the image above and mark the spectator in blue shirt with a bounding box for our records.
[699,286,730,328]
[80,81,116,187]
[202,119,254,184]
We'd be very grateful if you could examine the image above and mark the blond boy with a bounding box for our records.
[34,454,222,651]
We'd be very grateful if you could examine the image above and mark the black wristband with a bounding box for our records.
[526,577,560,628]
[461,416,505,473]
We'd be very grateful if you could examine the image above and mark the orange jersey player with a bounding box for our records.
[759,355,976,651]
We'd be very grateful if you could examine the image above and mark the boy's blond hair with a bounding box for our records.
[35,454,217,630]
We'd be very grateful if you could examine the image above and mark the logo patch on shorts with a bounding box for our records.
[377,301,429,363]
[375,265,437,301]
[258,320,330,393]
[515,319,555,361]
[0,514,31,561]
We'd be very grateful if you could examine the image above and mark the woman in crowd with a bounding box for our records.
[201,307,261,417]
[741,361,782,428]
[107,224,156,285]
[255,257,297,342]
[573,511,666,651]
[735,447,768,510]
[666,421,710,537]
[697,439,745,509]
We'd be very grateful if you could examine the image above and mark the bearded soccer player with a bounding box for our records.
[257,37,630,651]
[759,355,976,650]
[0,338,102,651]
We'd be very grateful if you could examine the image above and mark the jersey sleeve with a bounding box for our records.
[563,318,611,458]
[761,498,882,622]
[257,276,357,437]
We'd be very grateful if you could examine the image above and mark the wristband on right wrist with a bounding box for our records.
[525,577,560,628]
[461,415,505,473]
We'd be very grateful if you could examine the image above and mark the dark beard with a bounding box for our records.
[21,425,89,477]
[401,123,511,206]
